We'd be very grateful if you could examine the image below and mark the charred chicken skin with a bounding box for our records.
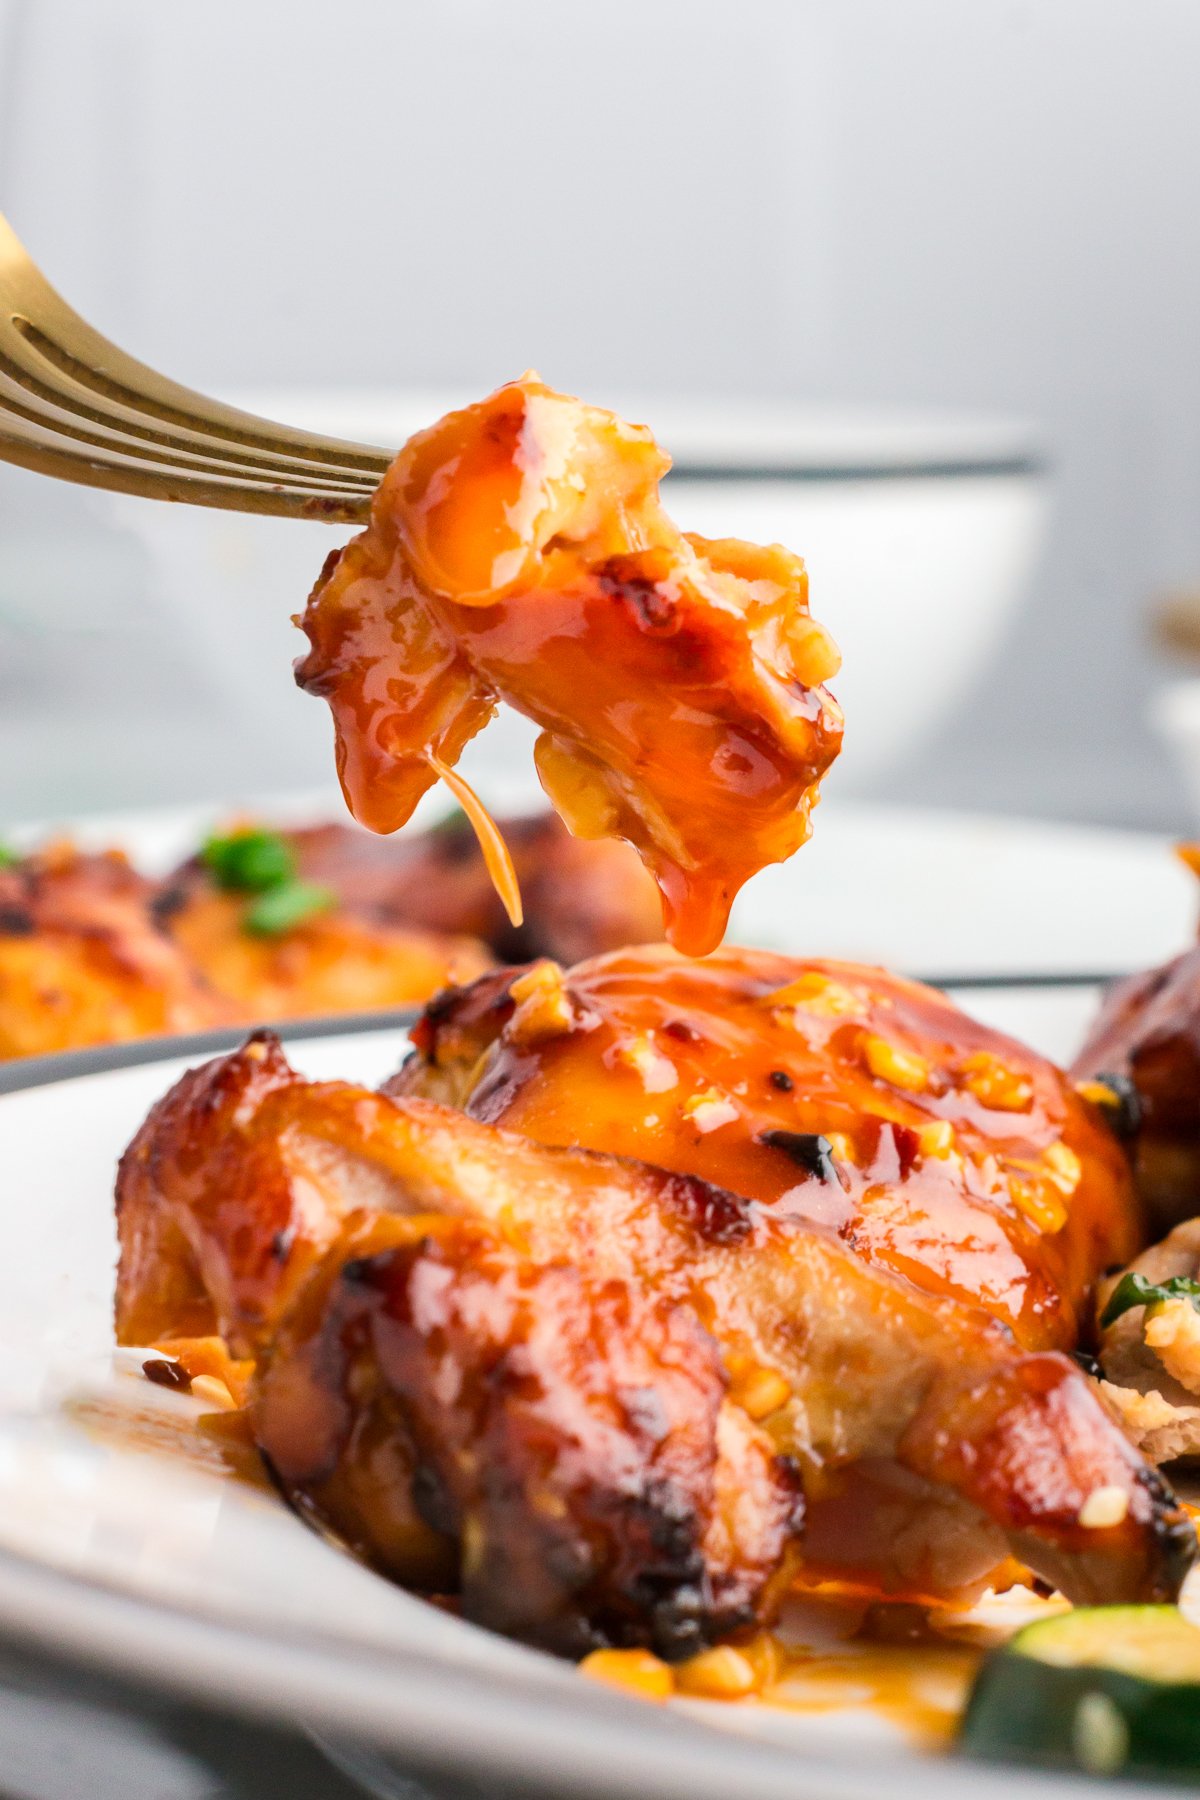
[295,375,843,956]
[115,952,1193,1661]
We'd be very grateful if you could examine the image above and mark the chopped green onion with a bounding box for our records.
[244,879,335,937]
[1101,1270,1200,1329]
[202,828,296,894]
[0,843,18,869]
[430,806,469,839]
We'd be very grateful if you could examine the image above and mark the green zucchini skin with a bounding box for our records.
[961,1646,1200,1780]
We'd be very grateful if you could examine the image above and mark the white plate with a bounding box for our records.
[0,998,1186,1800]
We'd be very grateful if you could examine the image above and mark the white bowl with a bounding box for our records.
[1152,678,1200,825]
[106,388,1047,808]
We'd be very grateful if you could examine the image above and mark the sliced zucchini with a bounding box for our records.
[960,1606,1200,1779]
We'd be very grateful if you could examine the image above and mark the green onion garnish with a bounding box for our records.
[243,879,335,937]
[0,844,18,869]
[202,828,296,894]
[1101,1271,1200,1329]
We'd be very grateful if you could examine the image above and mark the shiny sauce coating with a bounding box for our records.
[403,945,1138,1348]
[295,376,843,955]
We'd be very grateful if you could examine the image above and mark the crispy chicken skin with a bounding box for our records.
[295,375,843,956]
[115,1036,804,1655]
[116,991,1192,1655]
[185,812,664,968]
[0,844,230,1057]
[1073,949,1200,1235]
[157,855,491,1022]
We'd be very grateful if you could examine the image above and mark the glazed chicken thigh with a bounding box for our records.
[115,951,1192,1661]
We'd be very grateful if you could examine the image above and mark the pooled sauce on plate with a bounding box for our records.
[760,1638,980,1747]
[66,1385,268,1488]
[296,375,843,955]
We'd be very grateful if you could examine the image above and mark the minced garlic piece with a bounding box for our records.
[614,1034,678,1094]
[732,1365,792,1421]
[961,1051,1033,1113]
[1043,1141,1082,1196]
[1010,1176,1067,1235]
[785,617,843,688]
[864,1034,929,1093]
[190,1374,236,1411]
[509,960,564,1005]
[918,1119,955,1158]
[507,959,574,1046]
[1144,1296,1200,1395]
[579,1648,673,1700]
[768,972,861,1019]
[674,1645,758,1700]
[684,1089,739,1134]
[738,1633,783,1691]
[1078,1484,1130,1529]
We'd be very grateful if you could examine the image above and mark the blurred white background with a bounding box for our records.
[1,0,1199,829]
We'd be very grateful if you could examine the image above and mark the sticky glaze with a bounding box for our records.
[295,376,843,955]
[408,945,1139,1348]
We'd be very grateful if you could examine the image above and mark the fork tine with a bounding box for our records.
[0,213,395,497]
[0,363,376,496]
[0,411,373,521]
[5,317,384,488]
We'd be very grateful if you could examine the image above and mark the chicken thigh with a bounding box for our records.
[115,951,1192,1659]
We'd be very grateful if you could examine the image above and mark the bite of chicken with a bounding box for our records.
[294,376,843,956]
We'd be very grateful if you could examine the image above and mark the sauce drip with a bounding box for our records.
[426,754,523,929]
[295,375,843,956]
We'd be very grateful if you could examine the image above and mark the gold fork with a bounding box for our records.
[0,211,391,522]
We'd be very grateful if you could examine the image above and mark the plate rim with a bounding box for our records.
[0,974,1116,1099]
[0,1537,1175,1800]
